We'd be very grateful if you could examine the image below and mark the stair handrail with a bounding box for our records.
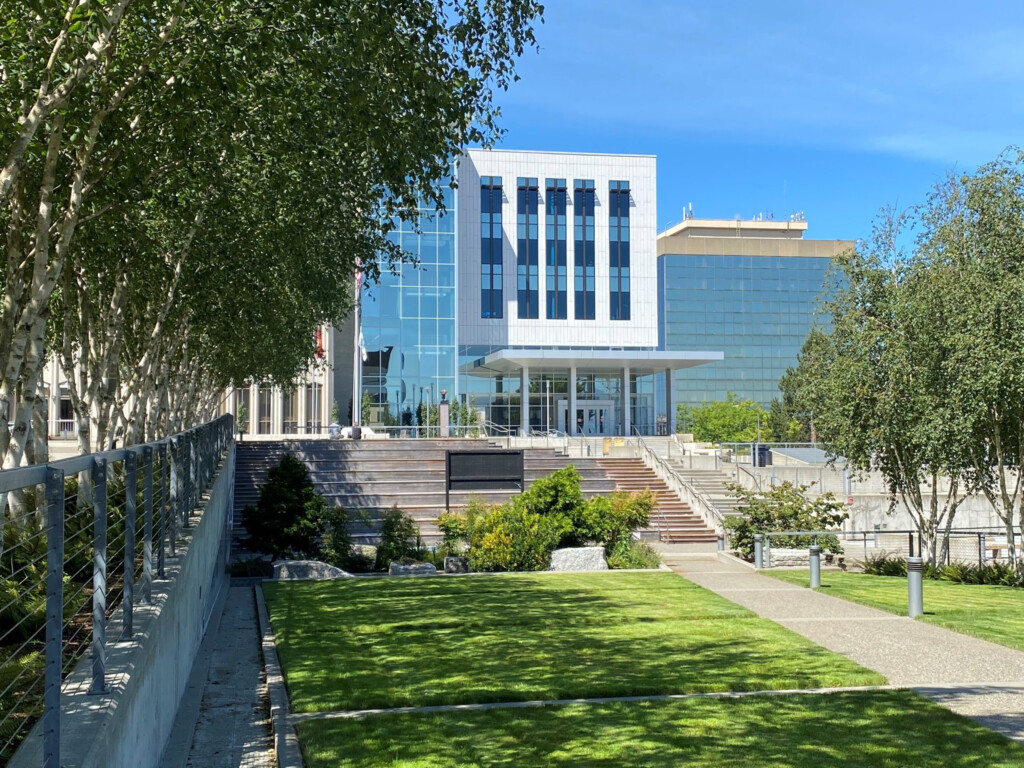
[631,427,725,534]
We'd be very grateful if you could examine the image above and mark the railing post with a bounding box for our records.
[809,545,821,588]
[90,458,109,694]
[158,442,168,573]
[43,466,65,768]
[143,446,154,603]
[169,437,179,553]
[122,450,137,639]
[979,532,986,566]
[754,534,763,569]
[908,531,914,558]
[907,556,924,618]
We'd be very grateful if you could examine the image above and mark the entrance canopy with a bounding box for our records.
[462,348,723,377]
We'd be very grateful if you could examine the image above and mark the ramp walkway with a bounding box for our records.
[665,557,1024,743]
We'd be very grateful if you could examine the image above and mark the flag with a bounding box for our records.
[358,330,368,362]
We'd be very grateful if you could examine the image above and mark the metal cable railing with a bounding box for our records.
[0,415,233,767]
[631,428,725,535]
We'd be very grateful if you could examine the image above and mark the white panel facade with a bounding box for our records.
[457,149,658,349]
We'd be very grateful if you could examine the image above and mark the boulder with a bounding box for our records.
[549,546,608,572]
[444,556,470,574]
[273,560,352,580]
[389,561,438,576]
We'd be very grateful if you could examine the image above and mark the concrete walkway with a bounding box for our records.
[161,582,274,768]
[666,557,1024,743]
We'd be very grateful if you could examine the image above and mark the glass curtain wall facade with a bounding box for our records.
[360,185,458,426]
[573,179,596,320]
[545,178,568,319]
[609,180,631,320]
[480,177,503,319]
[516,177,540,319]
[659,253,831,408]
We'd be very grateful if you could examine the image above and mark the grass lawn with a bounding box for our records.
[263,572,884,713]
[766,570,1024,651]
[298,690,1024,768]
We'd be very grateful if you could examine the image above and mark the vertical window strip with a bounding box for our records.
[517,177,539,319]
[480,176,503,318]
[609,180,631,320]
[545,178,567,319]
[573,179,596,320]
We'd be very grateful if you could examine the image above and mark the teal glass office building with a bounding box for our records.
[656,217,848,410]
[358,185,458,425]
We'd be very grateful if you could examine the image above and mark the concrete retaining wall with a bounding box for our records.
[10,445,235,768]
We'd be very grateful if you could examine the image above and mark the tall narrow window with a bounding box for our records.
[480,176,503,318]
[545,178,568,319]
[516,177,539,319]
[609,180,631,320]
[573,179,596,320]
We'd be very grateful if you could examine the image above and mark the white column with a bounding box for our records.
[569,365,577,436]
[520,366,529,436]
[297,380,308,433]
[249,383,258,434]
[622,366,631,437]
[271,387,283,435]
[666,368,676,434]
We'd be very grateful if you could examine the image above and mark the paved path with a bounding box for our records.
[666,557,1024,743]
[161,583,273,768]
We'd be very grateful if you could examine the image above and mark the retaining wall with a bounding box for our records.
[10,444,235,768]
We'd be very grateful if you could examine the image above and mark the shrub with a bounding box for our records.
[375,506,418,568]
[606,539,662,569]
[724,481,847,561]
[863,552,908,577]
[242,454,329,558]
[515,465,584,521]
[437,510,470,556]
[468,503,565,572]
[575,490,654,550]
[319,507,354,567]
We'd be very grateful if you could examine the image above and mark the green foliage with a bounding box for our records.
[606,539,662,570]
[236,403,248,435]
[374,507,418,568]
[862,555,1024,587]
[677,393,767,443]
[243,455,329,558]
[573,490,654,550]
[437,511,470,556]
[514,465,584,522]
[724,481,848,561]
[467,504,566,572]
[319,507,355,568]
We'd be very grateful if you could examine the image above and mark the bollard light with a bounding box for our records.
[809,545,821,589]
[717,534,725,552]
[754,534,763,569]
[907,557,924,618]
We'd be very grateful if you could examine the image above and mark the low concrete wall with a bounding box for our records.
[10,444,235,768]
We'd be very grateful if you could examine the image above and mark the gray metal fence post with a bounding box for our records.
[979,533,986,566]
[169,436,179,552]
[142,446,154,603]
[90,458,108,694]
[122,450,137,639]
[809,545,821,588]
[44,466,65,768]
[754,534,763,569]
[158,442,168,574]
[182,434,192,528]
[907,556,924,618]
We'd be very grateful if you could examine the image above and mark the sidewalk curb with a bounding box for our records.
[255,584,305,768]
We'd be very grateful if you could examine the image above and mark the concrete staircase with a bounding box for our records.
[234,439,616,545]
[597,458,717,545]
[667,465,745,519]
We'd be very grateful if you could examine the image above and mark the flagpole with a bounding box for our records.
[352,264,363,438]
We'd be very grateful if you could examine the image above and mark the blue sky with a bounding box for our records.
[491,1,1024,240]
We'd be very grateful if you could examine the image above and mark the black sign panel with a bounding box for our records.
[446,450,524,508]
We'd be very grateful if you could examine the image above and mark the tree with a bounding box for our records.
[242,454,329,558]
[0,0,545,466]
[724,481,848,561]
[791,213,973,565]
[677,393,767,443]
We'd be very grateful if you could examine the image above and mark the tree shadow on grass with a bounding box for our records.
[265,573,883,713]
[297,691,1024,768]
